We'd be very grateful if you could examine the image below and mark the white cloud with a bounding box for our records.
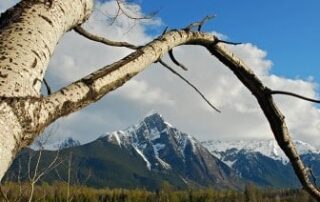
[2,1,320,147]
[114,79,174,106]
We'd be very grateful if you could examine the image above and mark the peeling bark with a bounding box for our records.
[0,0,319,200]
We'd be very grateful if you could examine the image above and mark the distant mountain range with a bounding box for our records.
[5,113,320,190]
[202,139,320,188]
[5,113,240,190]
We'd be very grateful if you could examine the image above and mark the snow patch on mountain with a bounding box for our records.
[31,137,81,151]
[133,146,152,170]
[102,113,208,171]
[103,113,178,170]
[202,139,320,164]
[106,131,123,146]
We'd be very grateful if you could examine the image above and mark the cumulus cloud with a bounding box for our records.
[2,1,320,146]
[115,79,174,106]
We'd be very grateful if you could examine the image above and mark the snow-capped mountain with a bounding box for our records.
[30,137,81,150]
[203,139,320,165]
[17,112,320,189]
[58,137,81,149]
[101,113,241,189]
[202,139,320,188]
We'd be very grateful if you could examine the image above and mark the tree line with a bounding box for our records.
[0,181,316,202]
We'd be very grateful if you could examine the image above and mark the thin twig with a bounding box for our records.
[161,27,188,71]
[270,90,320,103]
[167,15,217,71]
[161,26,168,36]
[217,39,242,45]
[158,59,220,113]
[74,26,138,50]
[168,49,188,71]
[198,15,215,31]
[185,15,216,31]
[43,78,52,95]
[115,0,157,20]
[110,2,121,25]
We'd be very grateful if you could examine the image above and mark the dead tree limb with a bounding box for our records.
[43,79,52,96]
[168,49,188,71]
[207,41,320,200]
[74,26,138,49]
[270,90,320,103]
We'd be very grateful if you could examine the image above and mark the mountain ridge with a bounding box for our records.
[202,139,320,188]
[8,112,320,189]
[99,113,241,189]
[202,139,320,165]
[6,113,241,190]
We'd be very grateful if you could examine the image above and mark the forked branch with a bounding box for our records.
[34,24,320,200]
[185,15,215,31]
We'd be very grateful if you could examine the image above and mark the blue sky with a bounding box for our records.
[141,0,320,83]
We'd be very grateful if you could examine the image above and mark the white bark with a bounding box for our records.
[0,102,23,181]
[0,0,93,180]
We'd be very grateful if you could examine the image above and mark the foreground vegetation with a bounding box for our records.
[0,182,316,202]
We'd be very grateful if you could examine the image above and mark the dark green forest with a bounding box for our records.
[0,182,316,202]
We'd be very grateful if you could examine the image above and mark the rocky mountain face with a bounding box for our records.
[5,113,240,190]
[202,139,320,188]
[102,113,240,189]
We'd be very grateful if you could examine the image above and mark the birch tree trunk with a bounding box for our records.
[1,0,320,200]
[0,0,94,180]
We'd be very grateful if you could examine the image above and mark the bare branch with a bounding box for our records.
[109,2,121,25]
[74,26,139,49]
[34,151,62,183]
[160,27,188,71]
[43,78,52,95]
[216,40,242,45]
[270,90,320,103]
[185,15,216,31]
[115,0,157,20]
[207,41,320,199]
[168,49,188,71]
[161,26,169,36]
[32,150,43,181]
[158,59,221,113]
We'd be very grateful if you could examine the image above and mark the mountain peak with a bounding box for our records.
[59,137,81,149]
[141,112,166,133]
[144,112,163,119]
[101,113,239,189]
